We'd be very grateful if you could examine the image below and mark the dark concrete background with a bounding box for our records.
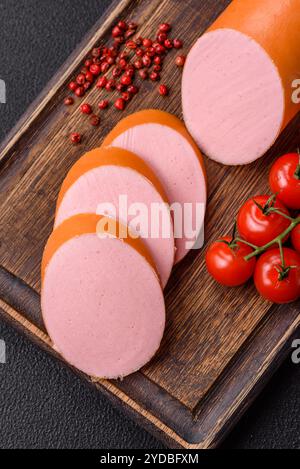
[0,0,299,449]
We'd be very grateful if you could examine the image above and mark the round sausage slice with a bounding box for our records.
[41,214,165,379]
[182,0,300,165]
[103,110,207,263]
[55,147,174,288]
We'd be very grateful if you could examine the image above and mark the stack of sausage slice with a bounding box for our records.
[103,110,207,263]
[41,110,206,379]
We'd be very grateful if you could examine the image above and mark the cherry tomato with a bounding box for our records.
[206,237,256,287]
[237,195,291,247]
[291,224,300,254]
[269,153,300,210]
[254,248,300,304]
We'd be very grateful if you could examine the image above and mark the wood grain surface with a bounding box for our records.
[0,0,299,448]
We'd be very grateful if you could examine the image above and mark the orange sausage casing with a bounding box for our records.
[209,0,300,129]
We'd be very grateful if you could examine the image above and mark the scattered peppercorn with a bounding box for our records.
[175,55,186,67]
[81,103,92,115]
[164,39,173,49]
[107,47,118,57]
[135,48,144,57]
[118,20,128,31]
[154,44,166,55]
[128,22,138,30]
[146,47,156,57]
[159,84,169,96]
[154,55,163,65]
[173,39,183,49]
[135,37,143,46]
[139,69,148,80]
[101,62,110,73]
[117,82,126,92]
[122,91,131,102]
[112,66,122,77]
[125,70,135,79]
[75,86,85,97]
[112,26,123,38]
[107,56,115,65]
[143,38,152,48]
[115,98,126,111]
[70,132,82,144]
[85,71,94,83]
[127,84,139,95]
[90,114,100,126]
[119,50,129,60]
[121,74,132,86]
[67,19,185,143]
[68,81,77,92]
[76,73,86,85]
[125,29,135,39]
[96,76,108,88]
[142,55,152,68]
[114,36,124,46]
[98,100,109,110]
[157,32,167,44]
[126,40,137,50]
[134,59,143,69]
[92,47,101,58]
[150,71,160,81]
[118,58,127,69]
[159,23,171,33]
[64,97,74,106]
[106,79,116,92]
[93,57,101,65]
[89,64,101,76]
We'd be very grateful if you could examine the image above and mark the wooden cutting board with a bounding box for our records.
[0,0,299,449]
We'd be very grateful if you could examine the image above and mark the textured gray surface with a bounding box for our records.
[0,0,299,449]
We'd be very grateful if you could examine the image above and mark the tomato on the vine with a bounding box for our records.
[269,152,300,210]
[254,248,300,304]
[291,224,300,254]
[206,237,256,287]
[237,195,291,247]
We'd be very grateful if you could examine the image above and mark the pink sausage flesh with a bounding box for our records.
[41,234,165,379]
[55,165,174,288]
[182,29,284,165]
[109,124,207,263]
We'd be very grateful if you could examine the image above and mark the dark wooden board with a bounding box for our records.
[0,0,299,448]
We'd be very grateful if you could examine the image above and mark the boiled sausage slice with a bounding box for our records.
[103,110,207,263]
[41,214,165,379]
[55,147,174,288]
[182,0,300,165]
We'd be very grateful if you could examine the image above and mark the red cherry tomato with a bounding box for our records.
[291,224,300,254]
[269,153,300,210]
[206,237,256,287]
[237,195,291,247]
[254,248,300,304]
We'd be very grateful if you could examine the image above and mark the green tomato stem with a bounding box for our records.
[235,237,259,250]
[244,216,300,261]
[268,207,294,221]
